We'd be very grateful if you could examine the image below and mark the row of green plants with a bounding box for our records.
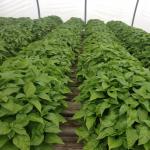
[0,17,33,61]
[0,17,29,27]
[74,20,150,150]
[32,16,63,40]
[107,21,150,69]
[0,16,63,63]
[0,17,33,57]
[0,18,84,150]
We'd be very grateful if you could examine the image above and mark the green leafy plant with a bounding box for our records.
[0,39,7,64]
[0,16,63,63]
[0,17,84,149]
[0,17,34,54]
[74,20,150,150]
[32,16,63,40]
[107,21,150,69]
[0,17,17,27]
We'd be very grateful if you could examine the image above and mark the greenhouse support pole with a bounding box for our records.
[84,0,87,23]
[131,0,139,26]
[36,0,41,18]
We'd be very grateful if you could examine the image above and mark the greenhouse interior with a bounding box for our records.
[0,0,150,150]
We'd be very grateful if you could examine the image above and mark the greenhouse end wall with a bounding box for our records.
[0,0,150,32]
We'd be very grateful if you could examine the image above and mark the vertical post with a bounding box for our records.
[36,0,41,18]
[84,0,87,23]
[131,0,140,26]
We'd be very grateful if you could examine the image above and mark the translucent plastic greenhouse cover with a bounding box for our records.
[0,0,150,32]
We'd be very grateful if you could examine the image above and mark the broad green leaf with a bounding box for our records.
[45,134,64,144]
[132,75,145,82]
[138,107,148,121]
[107,90,117,99]
[0,107,10,117]
[28,113,44,124]
[86,116,95,130]
[1,100,23,114]
[45,113,59,126]
[24,81,36,98]
[144,82,150,92]
[115,116,127,133]
[127,109,138,127]
[57,114,66,123]
[102,82,109,89]
[44,122,61,133]
[1,142,18,150]
[8,130,15,139]
[3,87,19,96]
[30,123,44,146]
[97,127,116,140]
[31,134,44,146]
[14,114,29,127]
[0,95,8,102]
[90,91,105,101]
[13,134,30,150]
[100,110,118,130]
[100,120,114,132]
[36,74,51,84]
[139,100,150,112]
[143,120,150,128]
[16,93,25,99]
[108,136,122,149]
[73,110,85,119]
[124,72,133,79]
[134,85,150,99]
[116,77,128,86]
[126,127,138,148]
[119,104,128,115]
[20,103,33,114]
[75,127,89,141]
[138,125,150,145]
[96,101,111,116]
[125,97,139,108]
[33,143,53,150]
[38,93,51,101]
[30,99,41,113]
[0,136,9,148]
[0,71,20,80]
[0,121,11,135]
[60,86,71,94]
[144,141,150,150]
[13,127,27,135]
[84,138,99,150]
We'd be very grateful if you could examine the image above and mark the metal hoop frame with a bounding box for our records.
[35,0,140,25]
